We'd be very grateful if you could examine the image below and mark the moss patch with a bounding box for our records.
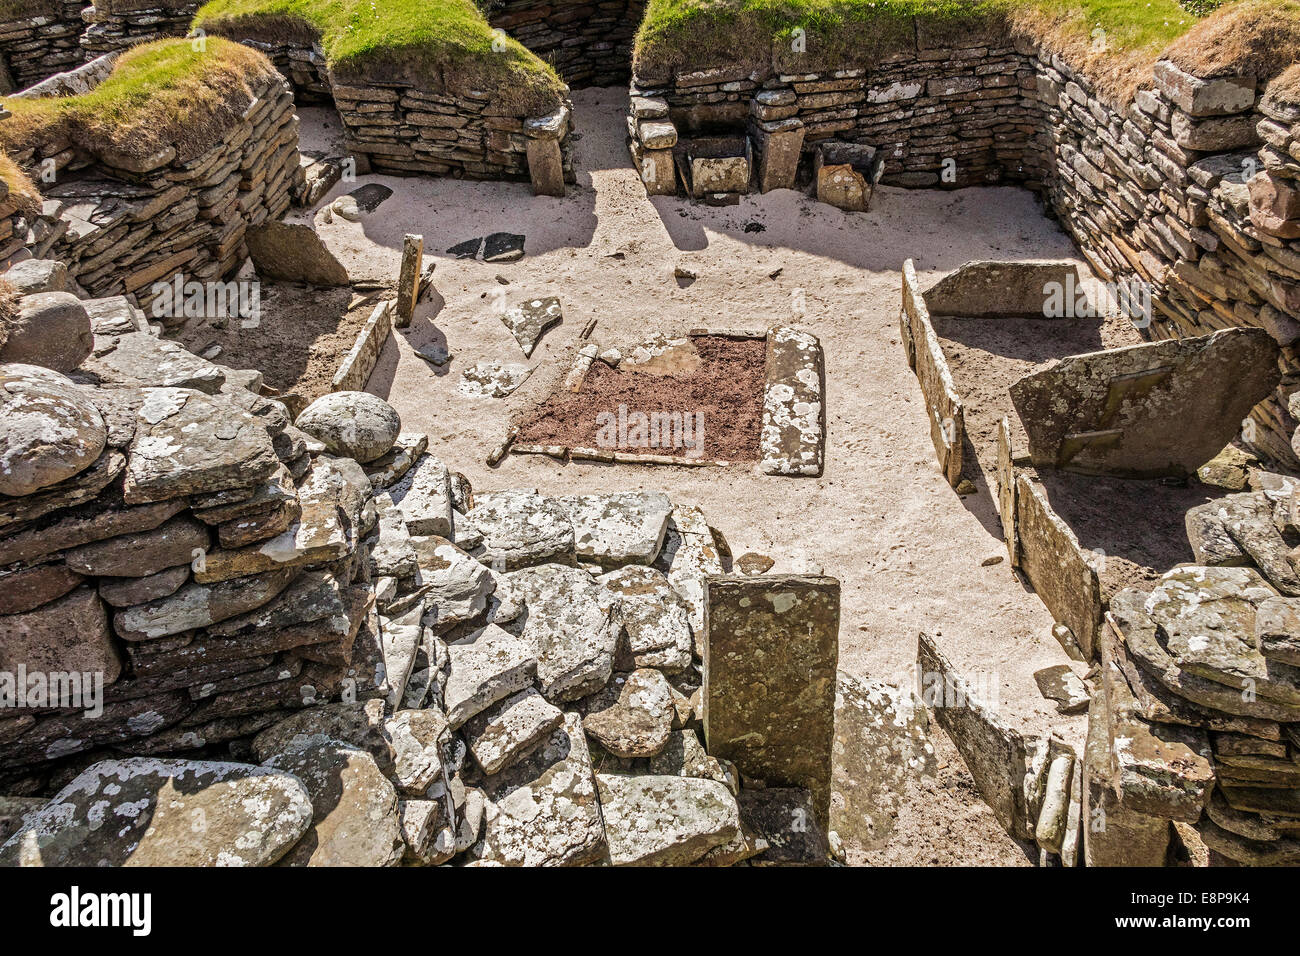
[0,37,279,164]
[194,0,568,114]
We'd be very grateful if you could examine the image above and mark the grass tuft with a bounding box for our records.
[0,151,42,216]
[0,37,279,163]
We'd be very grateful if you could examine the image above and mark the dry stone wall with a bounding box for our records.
[0,1,86,92]
[79,0,200,59]
[3,69,303,311]
[631,25,1300,468]
[485,0,646,88]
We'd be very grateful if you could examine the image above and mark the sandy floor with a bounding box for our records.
[295,87,1092,863]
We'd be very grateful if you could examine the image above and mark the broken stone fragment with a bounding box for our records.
[464,490,574,570]
[500,296,562,357]
[294,390,401,464]
[0,363,107,496]
[596,773,740,866]
[387,453,453,537]
[383,708,451,796]
[554,491,672,566]
[193,456,370,583]
[0,757,313,866]
[580,668,676,758]
[458,360,532,398]
[463,686,563,775]
[506,563,620,702]
[1255,596,1300,667]
[251,700,393,772]
[411,535,495,630]
[474,712,605,866]
[368,494,419,579]
[598,564,693,672]
[443,622,538,729]
[1033,664,1090,715]
[265,740,404,867]
[398,798,456,865]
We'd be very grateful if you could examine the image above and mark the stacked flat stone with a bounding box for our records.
[0,276,390,784]
[4,69,303,312]
[79,1,200,59]
[0,2,86,92]
[1089,478,1300,865]
[486,0,646,88]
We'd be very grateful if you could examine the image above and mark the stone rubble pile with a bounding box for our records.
[0,284,831,862]
[1096,477,1300,865]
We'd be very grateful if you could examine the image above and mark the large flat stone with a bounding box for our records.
[554,491,671,565]
[500,296,562,357]
[505,563,620,702]
[463,490,574,570]
[1009,328,1281,478]
[474,712,606,866]
[0,757,312,866]
[704,575,839,827]
[596,773,740,866]
[921,259,1083,317]
[759,326,824,476]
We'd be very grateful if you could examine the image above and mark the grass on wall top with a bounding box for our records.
[0,37,281,163]
[193,0,568,114]
[633,0,1299,101]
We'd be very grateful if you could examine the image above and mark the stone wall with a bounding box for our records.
[79,0,200,59]
[485,0,646,88]
[2,68,303,311]
[205,29,576,190]
[0,1,86,92]
[630,25,1300,468]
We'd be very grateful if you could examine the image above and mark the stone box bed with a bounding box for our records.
[901,260,1243,660]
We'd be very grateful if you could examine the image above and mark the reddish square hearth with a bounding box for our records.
[513,334,767,463]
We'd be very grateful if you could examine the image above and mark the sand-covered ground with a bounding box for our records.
[292,86,1092,864]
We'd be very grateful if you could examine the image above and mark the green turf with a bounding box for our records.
[634,0,1209,75]
[0,37,278,160]
[194,0,567,112]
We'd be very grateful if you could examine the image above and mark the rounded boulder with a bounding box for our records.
[295,390,400,463]
[0,291,92,372]
[0,363,107,496]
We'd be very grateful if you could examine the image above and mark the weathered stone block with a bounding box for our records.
[703,574,839,827]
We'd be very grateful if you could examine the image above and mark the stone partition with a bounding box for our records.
[485,0,646,87]
[0,1,86,92]
[630,25,1300,469]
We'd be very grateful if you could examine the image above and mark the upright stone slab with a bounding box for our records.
[921,259,1082,317]
[1009,328,1281,478]
[754,121,805,193]
[703,574,839,827]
